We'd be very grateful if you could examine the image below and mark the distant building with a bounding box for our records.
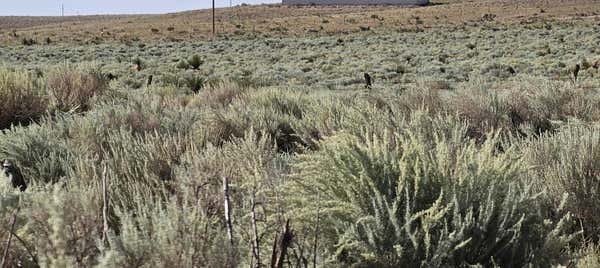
[282,0,428,5]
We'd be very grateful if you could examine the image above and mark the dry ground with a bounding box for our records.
[1,0,600,44]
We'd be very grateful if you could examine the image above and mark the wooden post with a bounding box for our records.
[223,177,233,246]
[212,0,216,36]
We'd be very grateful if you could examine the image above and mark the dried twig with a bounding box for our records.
[312,193,321,268]
[9,231,38,266]
[270,233,279,268]
[1,208,20,268]
[102,163,110,245]
[251,193,261,268]
[275,219,293,268]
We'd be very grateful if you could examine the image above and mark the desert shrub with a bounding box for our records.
[181,130,289,265]
[175,129,278,203]
[441,76,600,140]
[205,89,314,152]
[397,83,446,115]
[0,186,34,266]
[449,80,511,140]
[0,68,47,129]
[578,244,600,268]
[294,91,415,147]
[194,111,247,147]
[187,54,204,70]
[501,77,600,123]
[195,80,246,108]
[156,73,185,88]
[46,63,108,113]
[99,193,233,267]
[288,115,575,267]
[524,124,600,241]
[0,122,74,184]
[0,183,103,267]
[246,89,307,120]
[176,59,190,70]
[231,70,272,89]
[70,130,189,205]
[23,184,103,267]
[184,74,205,93]
[82,93,199,137]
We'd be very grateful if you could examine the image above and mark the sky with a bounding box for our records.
[1,0,281,16]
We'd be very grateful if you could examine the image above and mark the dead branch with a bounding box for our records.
[102,162,110,245]
[275,219,293,268]
[1,207,20,268]
[251,193,261,268]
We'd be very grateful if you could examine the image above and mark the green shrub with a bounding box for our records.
[173,130,285,266]
[101,194,233,267]
[187,54,204,70]
[24,184,103,267]
[0,183,103,267]
[525,124,600,241]
[0,68,47,129]
[184,74,205,93]
[0,121,74,184]
[288,115,575,267]
[176,59,190,70]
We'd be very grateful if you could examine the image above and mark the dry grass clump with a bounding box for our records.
[0,68,47,129]
[525,125,600,242]
[46,63,108,113]
[194,80,246,108]
[578,244,600,268]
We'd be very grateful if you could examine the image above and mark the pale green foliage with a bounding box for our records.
[0,122,75,183]
[578,244,600,268]
[1,17,600,267]
[289,113,575,267]
[175,129,287,266]
[2,183,104,267]
[187,54,204,70]
[525,124,600,240]
[101,194,231,267]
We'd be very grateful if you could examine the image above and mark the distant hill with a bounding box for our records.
[1,0,599,44]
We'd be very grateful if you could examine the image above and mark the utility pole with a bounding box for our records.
[212,0,216,36]
[61,4,64,16]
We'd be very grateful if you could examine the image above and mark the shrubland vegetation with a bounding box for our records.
[1,1,600,267]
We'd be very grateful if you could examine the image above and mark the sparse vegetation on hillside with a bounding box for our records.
[1,1,600,267]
